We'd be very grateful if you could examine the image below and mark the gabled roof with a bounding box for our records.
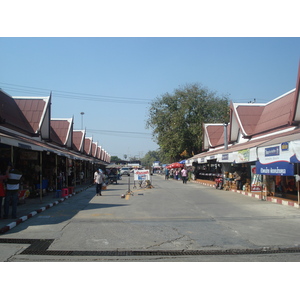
[50,118,73,148]
[91,141,98,157]
[72,130,85,153]
[203,123,225,150]
[230,89,296,139]
[0,89,36,136]
[96,146,102,159]
[84,137,92,155]
[13,95,51,139]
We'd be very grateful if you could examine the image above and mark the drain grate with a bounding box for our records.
[1,238,300,256]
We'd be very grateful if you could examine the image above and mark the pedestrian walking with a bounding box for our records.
[181,167,188,184]
[165,168,169,180]
[94,169,105,196]
[3,163,22,219]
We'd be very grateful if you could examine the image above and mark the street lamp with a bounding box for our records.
[80,112,85,130]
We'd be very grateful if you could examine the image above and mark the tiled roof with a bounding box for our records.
[232,89,296,138]
[14,96,49,134]
[84,137,92,155]
[204,124,224,148]
[91,142,97,157]
[72,130,85,152]
[50,118,73,146]
[0,90,35,135]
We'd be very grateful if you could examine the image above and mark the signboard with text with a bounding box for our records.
[134,169,151,181]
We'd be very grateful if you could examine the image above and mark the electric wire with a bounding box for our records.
[0,82,153,104]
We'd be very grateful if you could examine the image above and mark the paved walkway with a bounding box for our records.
[1,177,299,234]
[0,183,93,234]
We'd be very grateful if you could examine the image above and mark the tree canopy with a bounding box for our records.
[146,83,230,161]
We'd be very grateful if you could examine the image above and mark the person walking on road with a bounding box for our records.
[165,168,169,180]
[3,163,22,219]
[181,167,188,184]
[94,169,105,196]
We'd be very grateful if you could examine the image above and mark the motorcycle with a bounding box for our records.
[215,175,223,190]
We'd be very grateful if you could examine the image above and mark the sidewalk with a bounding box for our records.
[159,173,300,209]
[0,183,93,234]
[192,178,300,209]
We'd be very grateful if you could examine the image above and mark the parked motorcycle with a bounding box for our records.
[215,175,223,190]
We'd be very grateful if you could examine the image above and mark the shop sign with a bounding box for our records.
[236,149,250,162]
[198,157,207,163]
[256,161,294,176]
[265,146,280,156]
[250,165,262,191]
[258,142,293,164]
[134,169,150,181]
[281,142,289,151]
[222,154,229,160]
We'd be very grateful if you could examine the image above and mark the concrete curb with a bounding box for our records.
[0,185,92,234]
[192,180,300,209]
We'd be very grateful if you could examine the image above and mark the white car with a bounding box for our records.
[120,167,130,176]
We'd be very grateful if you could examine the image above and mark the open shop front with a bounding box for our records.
[256,141,300,204]
[221,148,257,192]
[0,134,95,203]
[194,155,222,182]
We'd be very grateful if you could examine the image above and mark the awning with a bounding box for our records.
[0,133,44,151]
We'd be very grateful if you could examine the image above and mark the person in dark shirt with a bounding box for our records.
[3,163,22,219]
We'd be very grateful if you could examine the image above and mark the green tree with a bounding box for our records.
[110,156,122,162]
[146,83,229,161]
[141,150,161,167]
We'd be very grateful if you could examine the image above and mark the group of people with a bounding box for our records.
[165,167,188,184]
[0,163,23,219]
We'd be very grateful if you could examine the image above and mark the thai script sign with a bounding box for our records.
[134,169,150,181]
[256,161,294,176]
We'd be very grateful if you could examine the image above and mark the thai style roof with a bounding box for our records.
[13,95,51,139]
[190,62,300,161]
[203,123,227,150]
[0,89,110,163]
[72,130,85,153]
[84,137,92,155]
[0,90,36,136]
[50,118,73,148]
[230,89,296,140]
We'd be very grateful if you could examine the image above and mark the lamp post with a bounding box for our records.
[80,112,85,130]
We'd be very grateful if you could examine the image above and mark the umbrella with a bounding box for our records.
[171,162,184,169]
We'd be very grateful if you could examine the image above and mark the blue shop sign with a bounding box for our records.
[222,154,229,160]
[265,146,280,157]
[256,161,294,176]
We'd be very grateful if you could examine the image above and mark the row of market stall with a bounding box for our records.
[0,89,111,202]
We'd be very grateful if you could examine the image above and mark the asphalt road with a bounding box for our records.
[1,174,300,262]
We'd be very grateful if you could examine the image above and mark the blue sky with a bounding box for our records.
[1,37,299,159]
[1,1,299,159]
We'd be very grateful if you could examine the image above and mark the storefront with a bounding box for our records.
[256,140,299,202]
